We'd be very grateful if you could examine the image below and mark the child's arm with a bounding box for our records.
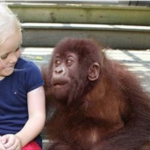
[2,86,46,150]
[16,86,46,147]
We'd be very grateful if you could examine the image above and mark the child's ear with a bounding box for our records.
[88,62,100,81]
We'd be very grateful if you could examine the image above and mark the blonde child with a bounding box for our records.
[0,3,46,150]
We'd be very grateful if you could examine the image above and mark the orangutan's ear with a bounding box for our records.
[88,62,100,81]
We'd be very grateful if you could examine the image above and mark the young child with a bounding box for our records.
[0,3,46,150]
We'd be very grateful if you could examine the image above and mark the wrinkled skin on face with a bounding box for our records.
[51,52,79,105]
[50,50,100,107]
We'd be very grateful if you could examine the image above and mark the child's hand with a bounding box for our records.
[1,134,22,150]
[0,143,6,150]
[0,136,6,150]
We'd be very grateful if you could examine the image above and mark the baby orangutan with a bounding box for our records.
[42,38,150,150]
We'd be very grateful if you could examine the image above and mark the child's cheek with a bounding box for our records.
[0,64,4,70]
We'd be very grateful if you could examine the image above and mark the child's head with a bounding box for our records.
[0,4,22,78]
[0,3,21,45]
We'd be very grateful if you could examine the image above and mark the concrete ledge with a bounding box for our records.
[21,47,150,93]
[42,139,52,150]
[9,3,150,25]
[21,23,150,49]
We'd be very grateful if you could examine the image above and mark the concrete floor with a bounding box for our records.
[21,47,150,150]
[21,47,150,93]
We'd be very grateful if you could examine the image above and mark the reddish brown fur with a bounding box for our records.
[42,38,150,150]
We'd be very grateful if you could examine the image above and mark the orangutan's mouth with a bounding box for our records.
[53,80,68,88]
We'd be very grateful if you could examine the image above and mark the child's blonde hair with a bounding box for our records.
[0,3,21,45]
